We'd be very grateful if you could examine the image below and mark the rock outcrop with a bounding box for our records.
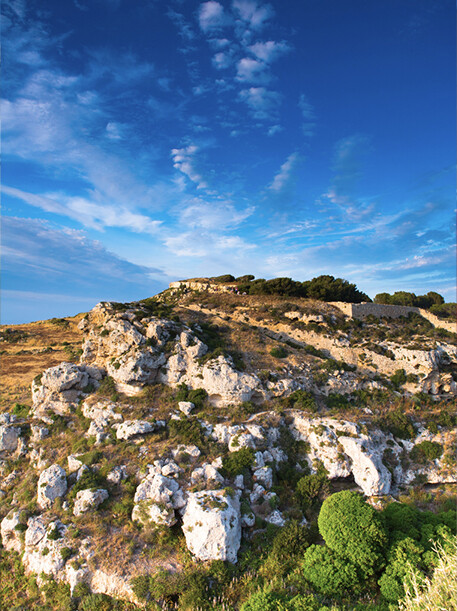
[182,490,241,562]
[37,464,67,509]
[32,362,104,418]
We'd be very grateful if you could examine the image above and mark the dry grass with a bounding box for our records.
[0,314,85,409]
[400,534,457,611]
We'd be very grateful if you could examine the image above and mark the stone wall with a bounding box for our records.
[330,302,456,334]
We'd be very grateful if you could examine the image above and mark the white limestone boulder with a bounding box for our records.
[116,420,155,440]
[182,490,241,562]
[73,489,109,516]
[0,425,21,452]
[37,464,67,509]
[1,511,24,552]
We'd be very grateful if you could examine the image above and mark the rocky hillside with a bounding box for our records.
[0,282,456,609]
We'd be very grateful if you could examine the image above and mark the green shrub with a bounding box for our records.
[410,441,443,463]
[301,544,360,596]
[382,410,416,440]
[12,403,30,418]
[60,547,73,562]
[222,447,255,477]
[391,369,407,389]
[270,346,288,358]
[284,390,317,412]
[296,473,328,509]
[378,537,424,602]
[325,392,350,411]
[318,490,387,576]
[168,417,206,446]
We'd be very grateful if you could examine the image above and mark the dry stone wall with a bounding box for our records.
[330,302,456,333]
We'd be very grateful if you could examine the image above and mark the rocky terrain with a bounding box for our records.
[0,281,456,609]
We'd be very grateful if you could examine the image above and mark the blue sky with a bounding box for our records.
[1,0,455,323]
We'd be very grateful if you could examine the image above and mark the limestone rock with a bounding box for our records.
[1,511,24,552]
[67,455,83,473]
[107,465,127,485]
[37,464,67,509]
[178,401,195,416]
[172,444,201,459]
[191,463,224,485]
[265,510,286,527]
[116,420,155,440]
[132,502,176,527]
[253,466,273,489]
[23,518,68,579]
[73,489,109,516]
[0,425,21,452]
[182,490,241,562]
[32,362,104,417]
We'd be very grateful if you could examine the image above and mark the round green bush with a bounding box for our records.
[301,544,360,596]
[318,490,387,576]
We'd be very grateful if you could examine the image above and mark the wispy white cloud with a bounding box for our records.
[232,0,273,30]
[171,144,208,189]
[2,216,165,289]
[2,185,163,235]
[199,1,232,32]
[248,40,290,63]
[239,87,281,120]
[236,57,269,83]
[165,230,255,257]
[212,50,235,69]
[178,198,255,230]
[269,152,300,192]
[298,94,316,138]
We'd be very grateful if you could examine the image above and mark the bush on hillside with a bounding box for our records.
[317,490,387,576]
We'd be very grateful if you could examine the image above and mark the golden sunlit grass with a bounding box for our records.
[0,314,85,409]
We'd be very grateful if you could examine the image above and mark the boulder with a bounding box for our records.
[0,425,21,452]
[32,363,104,417]
[132,473,185,527]
[37,464,67,509]
[106,465,127,485]
[182,490,241,562]
[178,401,195,416]
[1,511,24,552]
[73,489,109,516]
[116,420,155,440]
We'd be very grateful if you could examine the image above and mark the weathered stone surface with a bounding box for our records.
[107,465,127,485]
[191,463,224,485]
[182,490,241,562]
[116,420,155,440]
[67,455,83,473]
[178,401,195,416]
[1,511,23,552]
[253,466,273,489]
[73,489,109,516]
[265,510,286,527]
[23,518,67,579]
[0,425,21,452]
[172,444,201,459]
[32,362,104,417]
[37,464,67,509]
[132,501,176,527]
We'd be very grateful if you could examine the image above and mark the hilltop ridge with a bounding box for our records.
[0,279,456,609]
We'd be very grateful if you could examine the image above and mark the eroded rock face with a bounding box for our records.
[80,303,177,395]
[73,489,109,516]
[116,420,155,440]
[182,490,241,563]
[132,472,185,527]
[32,362,104,418]
[0,425,21,452]
[1,511,24,552]
[23,518,67,579]
[37,464,67,509]
[289,415,396,495]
